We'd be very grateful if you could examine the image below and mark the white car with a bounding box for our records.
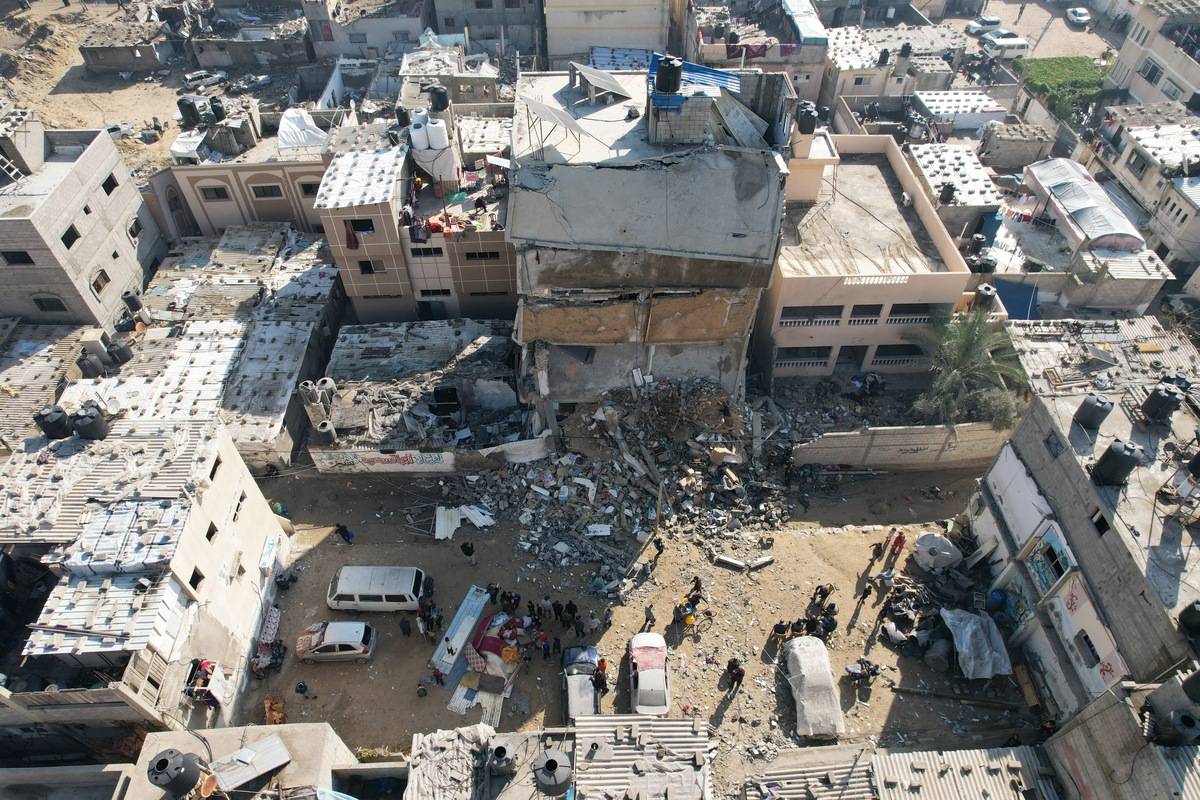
[183,70,228,90]
[1066,7,1091,25]
[982,28,1021,45]
[628,632,670,716]
[965,15,1002,35]
[295,621,376,664]
[105,123,134,140]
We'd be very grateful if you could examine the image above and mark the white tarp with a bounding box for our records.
[277,108,329,151]
[1024,158,1143,251]
[783,636,846,738]
[913,532,963,572]
[411,144,459,182]
[434,504,495,540]
[939,608,1013,679]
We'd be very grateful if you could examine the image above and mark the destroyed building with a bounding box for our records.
[753,129,987,381]
[544,0,689,66]
[433,0,543,56]
[78,21,184,75]
[190,10,314,69]
[302,0,429,59]
[0,418,288,762]
[507,58,794,418]
[0,107,165,330]
[304,318,550,473]
[0,320,84,452]
[55,223,342,472]
[965,317,1200,723]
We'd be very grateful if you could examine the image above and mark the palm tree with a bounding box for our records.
[905,308,1027,429]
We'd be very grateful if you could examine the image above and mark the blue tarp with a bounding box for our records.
[994,278,1040,320]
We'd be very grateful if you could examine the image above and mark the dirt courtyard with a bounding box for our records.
[241,467,1038,791]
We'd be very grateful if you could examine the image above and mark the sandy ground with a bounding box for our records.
[241,467,1039,792]
[948,0,1118,59]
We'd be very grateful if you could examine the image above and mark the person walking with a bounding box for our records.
[602,607,613,628]
[432,668,445,687]
[539,631,551,660]
[552,636,562,654]
[552,599,564,622]
[460,540,477,566]
[689,576,703,596]
[486,582,501,605]
[444,637,456,656]
[527,600,538,622]
[563,600,578,629]
[416,615,427,641]
[1016,2,1026,20]
[727,663,745,692]
[573,616,585,639]
[652,536,665,560]
[890,531,907,557]
[400,617,412,637]
[586,610,601,634]
[539,595,554,619]
[798,493,811,514]
[644,604,657,630]
[334,523,354,544]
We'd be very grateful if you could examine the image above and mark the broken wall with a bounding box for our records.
[790,422,1011,469]
[310,435,554,473]
[539,339,747,402]
[518,247,774,292]
[191,35,314,68]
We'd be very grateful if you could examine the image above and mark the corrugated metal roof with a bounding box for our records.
[0,321,84,446]
[648,52,741,92]
[24,572,188,657]
[873,746,1055,800]
[0,419,215,544]
[42,498,189,575]
[745,746,874,799]
[1160,745,1200,799]
[211,733,292,791]
[571,715,709,800]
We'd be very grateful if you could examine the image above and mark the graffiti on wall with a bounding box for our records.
[311,450,456,473]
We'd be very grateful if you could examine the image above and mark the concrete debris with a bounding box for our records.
[434,504,496,540]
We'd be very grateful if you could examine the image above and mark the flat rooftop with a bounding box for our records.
[0,321,83,447]
[457,115,512,155]
[862,23,968,55]
[336,0,422,22]
[1007,317,1200,615]
[779,155,949,277]
[909,143,1002,207]
[1126,123,1200,170]
[0,139,92,217]
[314,145,405,209]
[589,46,654,71]
[1102,100,1194,130]
[512,70,653,164]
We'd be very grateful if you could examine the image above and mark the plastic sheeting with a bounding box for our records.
[939,608,1013,679]
[782,636,846,738]
[1024,158,1144,251]
[277,108,329,151]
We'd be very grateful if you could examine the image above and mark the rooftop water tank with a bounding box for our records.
[1074,392,1113,430]
[210,96,226,123]
[395,105,410,127]
[1162,370,1193,390]
[1142,382,1185,422]
[73,405,109,441]
[1093,438,1144,485]
[428,84,449,112]
[77,352,103,379]
[939,182,957,204]
[1181,600,1200,637]
[975,283,997,309]
[121,290,143,312]
[796,101,818,135]
[655,57,683,94]
[531,749,573,797]
[427,118,450,150]
[146,750,203,798]
[108,340,134,365]
[34,405,74,440]
[410,122,430,150]
[177,97,200,128]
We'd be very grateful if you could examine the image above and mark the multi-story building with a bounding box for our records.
[1106,0,1200,106]
[0,419,289,760]
[543,0,688,66]
[818,26,967,109]
[431,0,543,55]
[753,130,977,381]
[507,59,793,418]
[964,317,1200,723]
[302,0,429,59]
[0,108,164,330]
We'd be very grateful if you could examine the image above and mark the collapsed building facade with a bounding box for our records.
[507,58,794,420]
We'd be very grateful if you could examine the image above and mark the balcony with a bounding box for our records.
[775,359,830,368]
[871,356,923,367]
[847,317,880,326]
[886,314,931,325]
[779,317,842,327]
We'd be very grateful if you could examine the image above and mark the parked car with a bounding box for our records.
[782,636,845,739]
[183,70,228,90]
[1066,7,1091,24]
[105,123,134,140]
[562,645,600,721]
[982,28,1021,45]
[965,15,1002,35]
[327,565,427,612]
[983,37,1031,59]
[627,632,670,716]
[295,621,376,664]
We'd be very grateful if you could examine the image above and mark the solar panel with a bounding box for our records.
[569,61,634,99]
[520,95,588,139]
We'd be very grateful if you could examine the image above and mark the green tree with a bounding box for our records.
[905,309,1027,429]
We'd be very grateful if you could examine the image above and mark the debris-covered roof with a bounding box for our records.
[0,320,83,447]
[572,715,710,799]
[314,145,405,209]
[908,144,1002,208]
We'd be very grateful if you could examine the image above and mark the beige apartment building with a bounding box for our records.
[1106,0,1200,106]
[755,131,975,380]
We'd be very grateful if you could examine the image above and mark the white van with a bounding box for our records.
[983,38,1030,59]
[327,565,426,612]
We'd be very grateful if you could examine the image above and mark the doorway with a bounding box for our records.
[836,345,868,370]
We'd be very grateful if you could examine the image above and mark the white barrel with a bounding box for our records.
[412,108,429,128]
[427,118,450,150]
[410,122,430,150]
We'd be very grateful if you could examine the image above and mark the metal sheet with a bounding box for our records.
[520,95,588,139]
[570,62,634,99]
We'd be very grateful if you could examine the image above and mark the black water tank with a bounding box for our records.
[146,750,203,797]
[727,29,740,45]
[969,233,987,254]
[1181,600,1200,636]
[900,41,913,58]
[1142,382,1185,422]
[655,57,683,94]
[34,405,74,440]
[975,283,997,309]
[796,101,818,135]
[210,96,226,122]
[1074,392,1113,430]
[877,48,890,67]
[73,405,109,441]
[1162,370,1193,390]
[121,289,143,312]
[1183,667,1200,703]
[77,353,103,379]
[177,97,200,128]
[428,84,449,112]
[395,104,410,127]
[939,182,957,204]
[531,749,573,797]
[109,340,134,364]
[1093,438,1144,485]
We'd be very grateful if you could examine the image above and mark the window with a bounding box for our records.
[853,76,868,86]
[1163,79,1184,101]
[1074,630,1101,667]
[209,456,222,481]
[385,594,408,603]
[1091,508,1110,536]
[350,218,375,234]
[33,296,67,312]
[410,246,444,257]
[1137,57,1163,85]
[206,522,218,541]
[333,593,354,602]
[781,304,842,320]
[421,289,451,297]
[349,33,368,43]
[1127,149,1150,178]
[464,251,501,261]
[444,16,455,26]
[1,250,32,265]
[505,0,520,7]
[874,344,923,357]
[475,0,492,8]
[101,173,119,195]
[252,184,284,199]
[359,594,384,602]
[200,186,230,201]
[1039,542,1068,580]
[850,303,883,318]
[91,270,110,294]
[470,290,509,296]
[61,225,80,249]
[359,260,384,274]
[777,346,832,360]
[128,218,142,239]
[233,491,247,522]
[82,204,91,215]
[300,182,320,197]
[363,292,405,299]
[189,567,205,590]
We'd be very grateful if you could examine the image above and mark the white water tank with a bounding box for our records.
[410,122,430,150]
[427,118,450,150]
[412,108,429,128]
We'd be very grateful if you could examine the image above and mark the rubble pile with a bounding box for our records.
[451,380,792,571]
[767,377,918,441]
